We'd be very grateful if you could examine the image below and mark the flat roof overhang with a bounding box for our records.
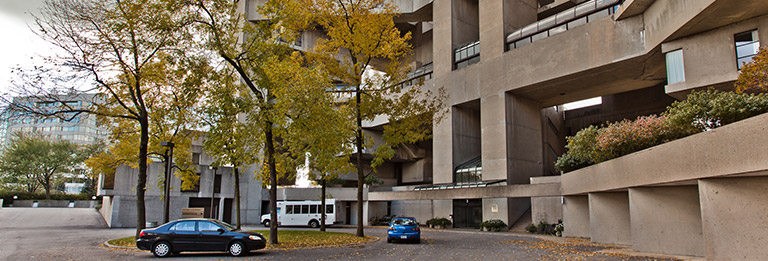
[367,183,562,201]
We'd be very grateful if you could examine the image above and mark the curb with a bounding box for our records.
[102,236,380,252]
[102,240,140,250]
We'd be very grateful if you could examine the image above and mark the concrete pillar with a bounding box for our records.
[589,192,631,245]
[531,176,563,224]
[629,186,704,256]
[432,0,453,77]
[699,177,768,260]
[479,0,504,60]
[433,108,454,184]
[481,92,508,181]
[563,195,589,238]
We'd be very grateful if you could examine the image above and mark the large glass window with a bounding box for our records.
[665,49,685,84]
[735,30,760,70]
[454,156,482,185]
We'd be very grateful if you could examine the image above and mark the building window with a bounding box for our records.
[213,174,222,193]
[735,30,759,70]
[665,49,685,84]
[454,156,482,185]
[181,173,201,192]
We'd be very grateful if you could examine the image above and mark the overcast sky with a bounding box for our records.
[0,0,57,95]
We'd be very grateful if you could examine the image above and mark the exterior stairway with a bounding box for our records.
[508,208,532,233]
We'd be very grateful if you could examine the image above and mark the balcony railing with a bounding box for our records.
[454,40,480,69]
[398,63,433,88]
[506,0,621,50]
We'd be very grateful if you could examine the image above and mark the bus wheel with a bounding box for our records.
[309,220,319,228]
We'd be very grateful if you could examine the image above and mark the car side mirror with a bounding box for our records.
[217,228,226,234]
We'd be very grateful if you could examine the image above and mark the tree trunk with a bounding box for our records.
[320,178,326,232]
[135,116,149,239]
[266,121,279,245]
[355,86,365,238]
[234,165,242,230]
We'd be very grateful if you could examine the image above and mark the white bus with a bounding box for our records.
[260,200,338,228]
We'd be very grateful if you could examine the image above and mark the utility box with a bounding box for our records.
[182,208,205,218]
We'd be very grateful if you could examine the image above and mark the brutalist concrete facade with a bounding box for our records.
[97,141,264,228]
[237,0,768,257]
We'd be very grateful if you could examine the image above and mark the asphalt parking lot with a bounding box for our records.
[0,207,691,260]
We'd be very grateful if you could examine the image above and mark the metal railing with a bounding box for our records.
[506,0,621,50]
[454,40,480,69]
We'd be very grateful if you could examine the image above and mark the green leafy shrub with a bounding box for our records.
[526,221,562,236]
[554,222,564,237]
[426,217,452,227]
[525,223,537,233]
[555,89,768,173]
[479,219,507,232]
[592,115,672,162]
[665,89,768,133]
[368,215,397,226]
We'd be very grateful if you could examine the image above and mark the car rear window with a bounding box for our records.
[393,219,415,226]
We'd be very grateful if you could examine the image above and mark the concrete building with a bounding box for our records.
[240,0,768,259]
[2,94,107,146]
[97,0,768,258]
[97,139,265,228]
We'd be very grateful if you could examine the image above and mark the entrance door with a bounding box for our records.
[452,199,482,228]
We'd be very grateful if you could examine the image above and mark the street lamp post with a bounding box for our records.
[160,141,174,224]
[209,165,218,220]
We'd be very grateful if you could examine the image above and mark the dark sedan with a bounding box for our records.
[137,219,266,257]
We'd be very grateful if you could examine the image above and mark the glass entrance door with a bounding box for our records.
[452,199,482,228]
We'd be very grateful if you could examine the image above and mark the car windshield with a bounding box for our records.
[392,219,415,226]
[212,220,237,231]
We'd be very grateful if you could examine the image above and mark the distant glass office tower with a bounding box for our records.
[2,93,107,146]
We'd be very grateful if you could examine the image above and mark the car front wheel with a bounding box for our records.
[263,220,270,227]
[152,241,172,257]
[229,241,246,257]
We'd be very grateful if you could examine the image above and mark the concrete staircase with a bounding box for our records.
[508,208,532,232]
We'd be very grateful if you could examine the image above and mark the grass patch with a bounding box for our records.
[108,236,136,247]
[107,230,374,250]
[254,230,373,249]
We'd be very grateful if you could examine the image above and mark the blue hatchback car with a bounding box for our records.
[387,217,420,243]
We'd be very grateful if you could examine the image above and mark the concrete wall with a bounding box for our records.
[563,195,589,238]
[433,200,452,221]
[12,200,98,208]
[699,176,768,260]
[391,200,433,224]
[662,13,768,97]
[452,0,479,48]
[101,196,113,226]
[562,113,768,196]
[452,102,481,170]
[588,192,631,245]
[505,94,543,184]
[482,197,509,223]
[629,186,704,256]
